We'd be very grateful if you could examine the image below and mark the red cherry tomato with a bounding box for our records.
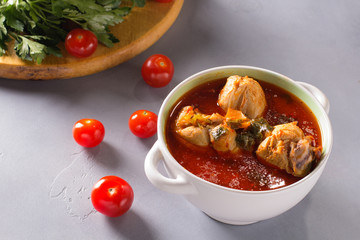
[155,0,173,2]
[129,110,157,138]
[91,176,134,217]
[141,54,174,88]
[73,119,105,148]
[65,28,98,58]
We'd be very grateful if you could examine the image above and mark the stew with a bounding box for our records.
[166,77,322,191]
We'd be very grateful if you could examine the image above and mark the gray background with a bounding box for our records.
[0,0,359,239]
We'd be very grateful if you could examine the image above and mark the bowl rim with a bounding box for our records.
[157,65,333,194]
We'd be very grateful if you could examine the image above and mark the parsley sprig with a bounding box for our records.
[0,0,145,64]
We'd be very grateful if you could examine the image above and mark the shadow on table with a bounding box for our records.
[107,210,155,240]
[83,141,123,170]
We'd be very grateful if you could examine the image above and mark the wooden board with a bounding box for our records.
[0,0,184,80]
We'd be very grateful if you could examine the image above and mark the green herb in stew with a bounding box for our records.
[236,118,273,151]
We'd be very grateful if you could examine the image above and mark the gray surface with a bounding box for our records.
[0,0,359,239]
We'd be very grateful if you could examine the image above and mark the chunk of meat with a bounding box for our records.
[256,122,321,177]
[177,126,210,147]
[209,124,238,152]
[218,75,267,119]
[208,113,225,125]
[176,106,207,128]
[175,106,225,147]
[176,106,224,128]
[289,137,320,176]
[224,108,251,129]
[269,121,304,142]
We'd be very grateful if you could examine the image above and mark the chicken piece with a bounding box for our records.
[209,124,238,152]
[208,113,225,125]
[176,106,206,128]
[269,121,304,142]
[289,137,320,176]
[256,122,321,177]
[224,108,251,129]
[175,106,224,147]
[218,75,267,119]
[177,126,210,147]
[176,106,224,128]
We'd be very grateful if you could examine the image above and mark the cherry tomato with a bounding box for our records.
[141,54,174,88]
[65,28,98,58]
[73,119,105,148]
[91,176,134,217]
[129,110,157,138]
[155,0,173,2]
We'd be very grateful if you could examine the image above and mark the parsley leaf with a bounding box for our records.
[14,35,47,64]
[0,15,8,39]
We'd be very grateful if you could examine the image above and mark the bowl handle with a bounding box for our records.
[297,81,330,114]
[144,141,197,195]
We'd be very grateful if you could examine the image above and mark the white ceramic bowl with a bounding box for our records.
[144,66,333,225]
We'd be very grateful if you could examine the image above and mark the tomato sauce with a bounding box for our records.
[165,78,322,191]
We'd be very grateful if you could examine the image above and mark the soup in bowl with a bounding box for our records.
[144,66,332,225]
